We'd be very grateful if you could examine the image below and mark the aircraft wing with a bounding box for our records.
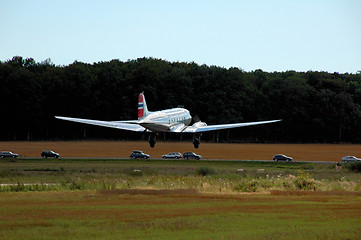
[182,119,281,133]
[55,116,146,132]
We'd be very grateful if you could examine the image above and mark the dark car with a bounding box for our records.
[162,152,182,159]
[130,150,150,159]
[41,150,60,158]
[273,154,293,162]
[183,152,202,160]
[0,151,18,158]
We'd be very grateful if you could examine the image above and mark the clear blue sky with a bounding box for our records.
[1,0,360,73]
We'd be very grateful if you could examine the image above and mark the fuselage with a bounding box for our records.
[138,108,192,132]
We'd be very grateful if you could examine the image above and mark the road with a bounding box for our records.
[16,157,337,164]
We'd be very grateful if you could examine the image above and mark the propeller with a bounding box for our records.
[192,115,201,124]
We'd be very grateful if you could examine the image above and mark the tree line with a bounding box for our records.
[1,56,361,143]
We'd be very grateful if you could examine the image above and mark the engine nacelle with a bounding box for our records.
[192,121,207,128]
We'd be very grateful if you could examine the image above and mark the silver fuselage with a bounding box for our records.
[138,108,192,132]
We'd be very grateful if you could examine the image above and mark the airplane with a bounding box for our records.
[55,92,281,148]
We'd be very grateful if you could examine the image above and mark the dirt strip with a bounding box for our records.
[1,141,360,162]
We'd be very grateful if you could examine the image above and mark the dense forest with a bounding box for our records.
[1,56,361,143]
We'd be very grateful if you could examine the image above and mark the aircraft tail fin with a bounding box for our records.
[138,92,149,119]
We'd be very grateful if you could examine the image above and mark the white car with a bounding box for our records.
[341,156,361,163]
[162,152,182,159]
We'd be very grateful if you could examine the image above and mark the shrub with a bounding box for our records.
[345,162,361,173]
[196,167,215,176]
[294,170,316,190]
[69,181,86,190]
[11,182,25,192]
[233,179,258,192]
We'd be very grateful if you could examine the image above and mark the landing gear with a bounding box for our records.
[148,133,157,148]
[193,134,201,149]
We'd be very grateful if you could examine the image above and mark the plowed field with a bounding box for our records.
[1,141,360,161]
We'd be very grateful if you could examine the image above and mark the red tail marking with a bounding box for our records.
[138,93,144,119]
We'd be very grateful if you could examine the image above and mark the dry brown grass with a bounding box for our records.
[98,189,199,196]
[270,190,361,196]
[1,141,361,161]
[1,190,360,221]
[1,190,361,239]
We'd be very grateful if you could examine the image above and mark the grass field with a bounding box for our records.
[0,190,361,240]
[1,141,361,161]
[1,141,360,239]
